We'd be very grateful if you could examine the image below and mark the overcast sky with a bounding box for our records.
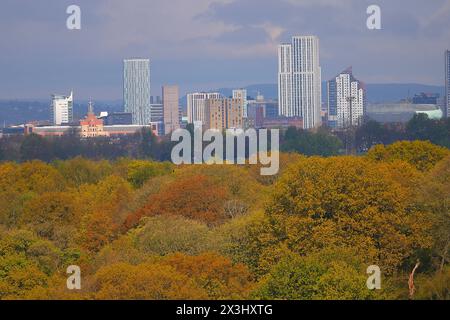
[0,0,449,100]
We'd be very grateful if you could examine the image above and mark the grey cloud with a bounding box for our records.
[0,0,448,99]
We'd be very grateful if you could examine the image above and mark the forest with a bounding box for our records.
[0,139,448,300]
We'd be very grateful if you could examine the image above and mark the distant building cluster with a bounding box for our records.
[1,38,448,139]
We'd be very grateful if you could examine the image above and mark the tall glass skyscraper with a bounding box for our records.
[278,36,322,129]
[445,50,450,118]
[123,58,151,125]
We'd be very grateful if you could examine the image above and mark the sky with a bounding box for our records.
[0,0,449,100]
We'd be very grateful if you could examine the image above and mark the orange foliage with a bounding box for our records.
[162,253,254,299]
[124,174,229,229]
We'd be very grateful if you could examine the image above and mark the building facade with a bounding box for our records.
[232,89,248,118]
[446,50,450,118]
[162,85,180,135]
[278,36,322,129]
[51,91,73,125]
[328,67,366,129]
[150,103,163,122]
[187,92,222,125]
[80,102,108,138]
[206,98,243,130]
[123,58,151,125]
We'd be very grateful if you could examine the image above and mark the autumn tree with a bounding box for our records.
[76,175,133,252]
[213,211,279,277]
[53,157,113,187]
[253,249,378,300]
[90,262,207,300]
[125,174,230,228]
[265,156,433,274]
[367,141,449,171]
[130,216,212,256]
[162,253,254,299]
[0,230,77,299]
[114,159,173,188]
[19,192,82,248]
[419,155,450,272]
[0,161,66,228]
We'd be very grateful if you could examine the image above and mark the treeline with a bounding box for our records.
[356,114,450,151]
[0,129,174,163]
[2,115,447,163]
[0,141,449,300]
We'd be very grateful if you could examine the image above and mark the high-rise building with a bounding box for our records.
[123,58,151,125]
[327,67,366,129]
[150,103,163,122]
[187,92,222,125]
[162,85,180,135]
[51,91,73,125]
[232,89,248,118]
[206,98,243,130]
[278,36,322,129]
[445,50,450,118]
[278,44,292,118]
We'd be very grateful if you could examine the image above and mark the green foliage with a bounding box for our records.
[407,114,450,148]
[213,211,278,277]
[0,230,71,299]
[415,267,450,300]
[115,159,173,188]
[253,249,377,300]
[20,134,53,162]
[53,157,113,186]
[130,216,212,256]
[281,127,343,156]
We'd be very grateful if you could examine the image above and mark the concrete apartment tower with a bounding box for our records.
[206,98,243,131]
[51,91,73,125]
[327,67,366,129]
[187,92,222,125]
[232,89,248,118]
[162,85,180,135]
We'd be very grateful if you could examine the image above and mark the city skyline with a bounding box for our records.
[0,0,449,100]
